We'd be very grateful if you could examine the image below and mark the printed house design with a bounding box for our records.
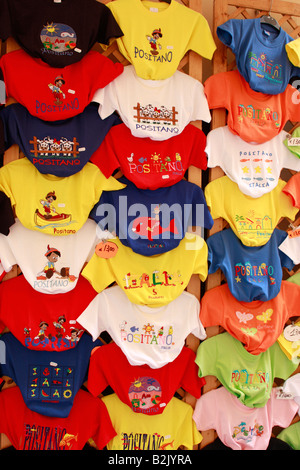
[249,52,283,82]
[236,215,272,231]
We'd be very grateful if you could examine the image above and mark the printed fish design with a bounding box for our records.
[130,326,139,333]
[139,157,147,163]
[240,159,250,162]
[59,433,78,447]
[253,159,263,162]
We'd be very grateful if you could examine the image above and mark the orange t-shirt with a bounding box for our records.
[283,172,300,208]
[200,281,300,355]
[204,70,300,144]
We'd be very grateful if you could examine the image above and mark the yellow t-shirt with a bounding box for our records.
[105,0,216,79]
[204,176,298,247]
[0,158,125,235]
[286,37,300,67]
[82,233,208,307]
[102,393,202,451]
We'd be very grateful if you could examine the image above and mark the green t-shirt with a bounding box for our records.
[287,271,300,286]
[277,421,300,450]
[195,332,298,408]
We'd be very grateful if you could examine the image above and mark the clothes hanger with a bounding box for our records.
[260,0,281,31]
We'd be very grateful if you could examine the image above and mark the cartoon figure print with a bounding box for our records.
[146,28,163,55]
[48,75,66,105]
[35,190,72,226]
[36,245,77,282]
[131,204,179,241]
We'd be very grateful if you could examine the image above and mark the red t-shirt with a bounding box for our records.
[90,122,207,189]
[0,386,116,450]
[282,172,300,208]
[0,274,97,351]
[0,49,123,121]
[87,342,205,415]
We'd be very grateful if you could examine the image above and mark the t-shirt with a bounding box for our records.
[87,342,205,415]
[206,126,300,198]
[0,275,97,352]
[195,331,298,408]
[279,226,300,265]
[217,18,300,95]
[282,172,300,208]
[193,386,298,451]
[200,281,300,355]
[277,319,300,361]
[0,158,125,236]
[283,126,300,159]
[0,218,99,294]
[92,64,211,141]
[90,176,213,256]
[286,37,300,67]
[0,332,102,418]
[204,70,300,144]
[0,49,123,121]
[0,102,121,177]
[101,393,202,451]
[81,233,208,307]
[207,228,294,302]
[105,0,216,80]
[277,421,300,450]
[0,386,116,451]
[77,285,206,369]
[204,176,298,247]
[282,374,300,413]
[90,122,207,189]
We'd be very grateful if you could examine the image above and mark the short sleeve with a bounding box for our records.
[184,14,216,60]
[217,19,242,54]
[81,251,116,295]
[282,173,300,208]
[195,336,218,379]
[92,397,117,450]
[90,129,120,178]
[93,82,118,120]
[200,287,223,328]
[207,231,224,274]
[193,391,217,431]
[87,347,110,397]
[205,128,222,169]
[180,349,206,397]
[0,163,16,207]
[76,290,110,341]
[204,73,229,110]
[272,341,299,380]
[204,178,223,220]
[271,388,299,428]
[286,37,300,67]
[0,231,16,271]
[188,126,207,170]
[190,79,211,123]
[96,2,123,45]
[275,229,295,271]
[176,404,203,450]
[284,85,300,123]
[188,235,208,282]
[279,235,300,265]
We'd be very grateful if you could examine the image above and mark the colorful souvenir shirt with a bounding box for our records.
[0,103,121,177]
[92,64,211,141]
[195,331,298,408]
[193,386,298,451]
[0,49,123,122]
[282,172,300,208]
[283,126,300,159]
[0,332,101,418]
[87,342,205,415]
[0,386,116,450]
[217,18,300,95]
[102,393,202,451]
[90,177,213,256]
[277,421,300,450]
[105,0,216,80]
[286,37,300,67]
[0,158,125,236]
[77,285,206,369]
[0,191,14,235]
[204,70,300,144]
[0,218,100,294]
[277,318,300,361]
[81,233,208,307]
[282,374,300,413]
[90,122,207,189]
[200,281,300,356]
[207,228,294,302]
[204,176,298,247]
[206,126,300,198]
[279,227,300,265]
[0,275,97,352]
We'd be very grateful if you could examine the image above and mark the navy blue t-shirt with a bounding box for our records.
[207,227,294,302]
[0,332,102,418]
[90,177,213,256]
[0,102,120,176]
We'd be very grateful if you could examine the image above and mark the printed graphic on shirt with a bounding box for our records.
[237,103,280,129]
[122,268,183,300]
[34,191,75,232]
[119,321,174,350]
[30,135,81,168]
[41,22,77,55]
[234,262,275,285]
[28,363,75,402]
[239,151,275,190]
[232,420,264,443]
[249,52,283,85]
[131,204,179,241]
[22,423,75,450]
[231,367,271,391]
[48,75,66,106]
[128,377,164,414]
[133,26,173,64]
[122,432,174,451]
[133,102,179,136]
[236,308,274,337]
[235,211,273,241]
[126,150,184,178]
[35,244,77,288]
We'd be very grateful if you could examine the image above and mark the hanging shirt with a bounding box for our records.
[0,103,121,177]
[286,37,300,67]
[90,122,207,189]
[193,386,298,450]
[195,331,298,408]
[81,233,208,307]
[207,228,294,301]
[90,176,213,256]
[277,421,300,450]
[0,158,125,236]
[200,281,300,355]
[92,64,211,141]
[204,176,298,246]
[217,18,300,94]
[0,49,123,121]
[206,126,300,198]
[0,274,97,351]
[77,284,206,369]
[282,171,300,208]
[283,126,300,159]
[104,0,216,80]
[0,0,123,68]
[0,332,102,417]
[87,342,205,415]
[101,393,202,450]
[0,386,116,450]
[204,70,300,144]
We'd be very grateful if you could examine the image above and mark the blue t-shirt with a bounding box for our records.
[90,177,213,256]
[207,228,294,302]
[0,332,102,418]
[0,102,120,176]
[217,18,300,94]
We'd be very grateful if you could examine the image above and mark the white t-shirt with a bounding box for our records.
[279,231,300,265]
[206,126,300,198]
[77,285,206,369]
[92,64,211,141]
[0,218,99,294]
[283,374,300,415]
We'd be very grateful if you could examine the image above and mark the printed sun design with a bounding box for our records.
[43,22,59,35]
[132,379,142,388]
[142,323,155,334]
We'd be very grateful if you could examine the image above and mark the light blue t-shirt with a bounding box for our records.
[217,18,300,94]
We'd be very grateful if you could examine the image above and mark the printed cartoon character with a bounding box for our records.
[66,328,83,343]
[39,191,57,219]
[53,315,66,338]
[48,75,66,105]
[146,28,163,55]
[42,245,61,278]
[36,321,49,341]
